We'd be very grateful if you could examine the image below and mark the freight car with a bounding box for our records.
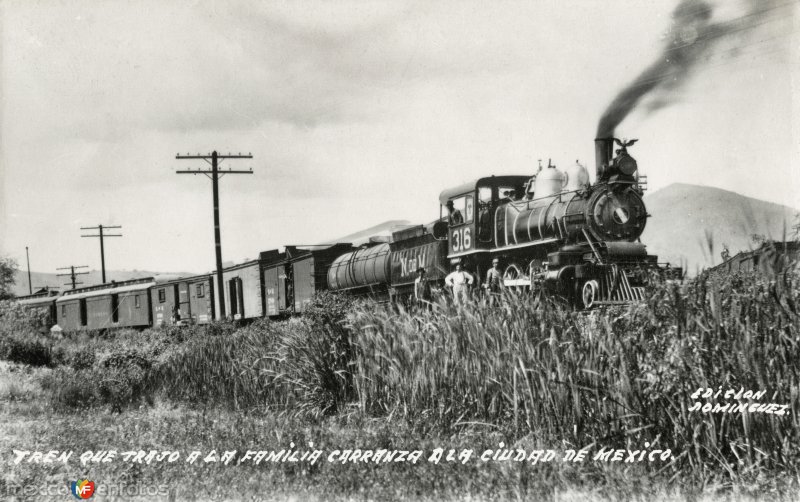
[704,241,799,279]
[151,274,215,326]
[327,225,449,301]
[56,278,155,331]
[209,244,353,320]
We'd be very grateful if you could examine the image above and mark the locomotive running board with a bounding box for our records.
[595,264,645,304]
[446,237,560,259]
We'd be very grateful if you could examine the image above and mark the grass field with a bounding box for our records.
[2,269,800,501]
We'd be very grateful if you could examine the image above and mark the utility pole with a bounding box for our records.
[176,150,253,319]
[57,265,89,290]
[25,246,32,295]
[81,225,122,283]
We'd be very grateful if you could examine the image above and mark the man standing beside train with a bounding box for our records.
[484,258,504,306]
[445,262,474,306]
[414,267,432,309]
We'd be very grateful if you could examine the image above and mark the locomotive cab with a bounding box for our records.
[438,176,530,261]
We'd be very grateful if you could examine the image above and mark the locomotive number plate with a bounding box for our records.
[452,227,472,252]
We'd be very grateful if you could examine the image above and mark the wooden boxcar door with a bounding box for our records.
[178,282,191,320]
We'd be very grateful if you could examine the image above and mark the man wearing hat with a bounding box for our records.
[414,267,432,307]
[445,261,474,306]
[445,200,464,225]
[484,258,505,305]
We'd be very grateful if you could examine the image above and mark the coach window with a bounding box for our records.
[158,288,166,303]
[196,283,205,298]
[134,295,140,308]
[61,304,66,317]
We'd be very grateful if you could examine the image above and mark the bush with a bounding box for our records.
[0,300,50,337]
[101,349,152,371]
[41,368,98,410]
[42,361,152,412]
[149,292,360,417]
[303,290,358,329]
[1,336,52,367]
[150,318,278,408]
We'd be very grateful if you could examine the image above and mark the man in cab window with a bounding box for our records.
[446,200,464,225]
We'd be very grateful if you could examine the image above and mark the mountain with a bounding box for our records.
[319,220,413,247]
[10,269,194,297]
[642,183,798,275]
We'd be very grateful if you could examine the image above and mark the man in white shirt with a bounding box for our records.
[445,262,474,305]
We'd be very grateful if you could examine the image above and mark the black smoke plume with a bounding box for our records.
[596,0,791,138]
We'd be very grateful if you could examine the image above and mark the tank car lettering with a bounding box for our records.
[400,251,427,276]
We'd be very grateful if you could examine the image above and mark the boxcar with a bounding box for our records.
[261,250,289,317]
[212,249,286,321]
[151,274,215,326]
[56,278,154,331]
[219,259,263,321]
[287,244,354,314]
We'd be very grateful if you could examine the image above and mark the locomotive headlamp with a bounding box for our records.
[613,207,630,224]
[616,154,638,176]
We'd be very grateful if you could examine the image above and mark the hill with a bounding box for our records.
[642,183,797,274]
[319,219,413,247]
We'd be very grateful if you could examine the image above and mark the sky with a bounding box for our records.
[1,0,797,276]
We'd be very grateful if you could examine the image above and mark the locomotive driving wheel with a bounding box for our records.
[503,263,531,293]
[581,280,600,309]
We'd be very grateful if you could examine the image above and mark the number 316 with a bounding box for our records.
[452,228,471,252]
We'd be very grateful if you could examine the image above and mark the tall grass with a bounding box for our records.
[4,267,799,485]
[348,271,800,477]
[152,292,358,415]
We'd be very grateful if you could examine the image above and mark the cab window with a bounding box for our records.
[446,195,473,226]
[498,186,517,201]
[477,187,492,242]
[478,187,492,204]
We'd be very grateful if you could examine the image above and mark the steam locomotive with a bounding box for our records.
[330,137,665,308]
[18,138,674,332]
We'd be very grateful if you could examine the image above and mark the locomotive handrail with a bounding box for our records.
[582,229,604,264]
[520,187,586,209]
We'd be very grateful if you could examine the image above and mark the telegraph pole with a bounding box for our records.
[57,265,89,290]
[176,150,253,319]
[81,225,122,283]
[25,246,32,295]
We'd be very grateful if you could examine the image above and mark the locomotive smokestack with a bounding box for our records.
[594,138,613,180]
